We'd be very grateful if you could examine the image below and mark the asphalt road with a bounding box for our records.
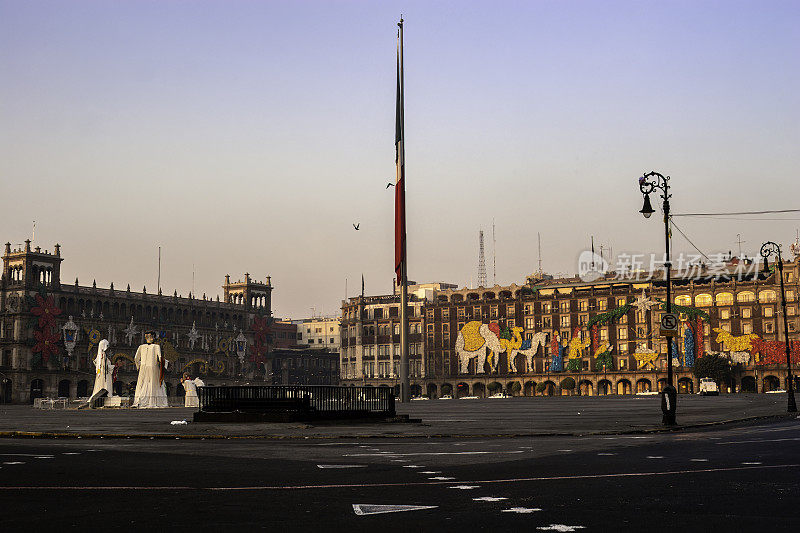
[1,418,798,531]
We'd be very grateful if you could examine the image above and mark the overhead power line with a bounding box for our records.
[669,218,712,262]
[672,209,800,217]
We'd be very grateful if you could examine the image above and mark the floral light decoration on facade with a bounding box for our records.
[234,329,247,364]
[26,286,63,368]
[85,327,102,357]
[250,315,270,365]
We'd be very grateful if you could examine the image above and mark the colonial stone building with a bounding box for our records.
[0,240,274,403]
[340,258,800,398]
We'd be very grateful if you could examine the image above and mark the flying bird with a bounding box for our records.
[353,223,360,231]
[386,182,395,188]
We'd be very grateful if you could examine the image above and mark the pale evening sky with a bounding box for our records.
[1,0,799,318]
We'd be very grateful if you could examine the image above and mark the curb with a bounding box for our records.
[0,414,794,440]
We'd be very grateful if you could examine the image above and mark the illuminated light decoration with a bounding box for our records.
[62,316,78,359]
[713,328,758,352]
[550,334,565,372]
[683,325,695,367]
[594,343,614,371]
[216,336,232,354]
[633,346,659,370]
[32,327,60,365]
[752,338,800,365]
[85,327,102,355]
[25,287,64,369]
[182,358,209,373]
[696,317,705,358]
[30,294,62,328]
[632,290,658,315]
[234,329,247,364]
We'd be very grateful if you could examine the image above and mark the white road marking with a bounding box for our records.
[3,462,25,465]
[0,454,54,458]
[419,471,441,474]
[717,438,800,445]
[741,462,762,465]
[557,449,573,452]
[343,451,523,457]
[62,453,81,455]
[597,453,616,456]
[7,464,797,491]
[317,465,367,469]
[35,457,54,459]
[646,456,664,459]
[449,485,479,490]
[690,459,708,462]
[537,525,586,531]
[428,477,455,480]
[402,465,423,468]
[502,507,542,513]
[353,504,437,516]
[473,497,508,502]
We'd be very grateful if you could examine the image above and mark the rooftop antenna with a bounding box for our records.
[157,246,161,294]
[591,236,595,269]
[492,218,496,285]
[477,230,487,287]
[736,233,745,258]
[192,263,195,294]
[599,243,605,263]
[537,232,543,275]
[32,220,35,243]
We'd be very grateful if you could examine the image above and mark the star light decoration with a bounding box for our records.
[124,317,138,346]
[632,289,658,315]
[188,321,200,350]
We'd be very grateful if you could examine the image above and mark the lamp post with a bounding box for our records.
[638,171,677,425]
[759,241,798,413]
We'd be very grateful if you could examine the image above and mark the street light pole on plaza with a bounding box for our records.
[759,241,798,413]
[638,171,678,426]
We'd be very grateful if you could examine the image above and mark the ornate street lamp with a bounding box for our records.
[759,241,798,412]
[234,329,247,365]
[62,316,78,370]
[638,171,677,425]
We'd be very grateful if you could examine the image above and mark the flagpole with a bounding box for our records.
[397,17,410,403]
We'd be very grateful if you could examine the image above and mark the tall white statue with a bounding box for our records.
[92,339,115,398]
[133,331,169,408]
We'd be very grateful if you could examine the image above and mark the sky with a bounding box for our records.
[1,0,799,319]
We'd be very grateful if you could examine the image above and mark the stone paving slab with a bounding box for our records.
[0,393,794,439]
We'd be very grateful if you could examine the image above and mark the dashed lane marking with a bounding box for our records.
[690,459,708,462]
[343,451,524,457]
[502,507,542,513]
[473,497,508,502]
[741,462,762,465]
[448,485,479,490]
[716,438,800,445]
[646,456,664,459]
[537,525,586,531]
[3,464,796,491]
[352,504,437,516]
[3,462,25,465]
[428,477,455,480]
[317,465,367,469]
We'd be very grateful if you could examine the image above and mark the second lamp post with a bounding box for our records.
[638,171,678,426]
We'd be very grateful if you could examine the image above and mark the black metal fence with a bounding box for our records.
[198,385,396,419]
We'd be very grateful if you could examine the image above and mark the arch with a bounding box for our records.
[539,380,557,397]
[473,382,486,398]
[759,290,777,303]
[467,293,480,301]
[675,295,692,306]
[410,384,422,397]
[506,380,522,396]
[616,379,632,395]
[762,375,780,392]
[523,380,536,397]
[715,292,734,306]
[441,383,453,396]
[499,290,512,299]
[451,294,464,303]
[578,379,594,396]
[487,381,502,394]
[740,375,756,393]
[456,382,470,398]
[426,383,438,399]
[635,378,652,393]
[76,380,89,398]
[1,379,12,403]
[482,292,495,300]
[695,294,712,307]
[30,379,44,403]
[656,378,667,392]
[58,379,71,398]
[597,379,613,395]
[737,291,756,303]
[437,295,448,303]
[677,377,694,394]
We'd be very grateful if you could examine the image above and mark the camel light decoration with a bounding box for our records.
[456,321,525,374]
[713,328,758,365]
[510,332,549,373]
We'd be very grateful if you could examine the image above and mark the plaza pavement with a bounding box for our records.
[0,393,794,439]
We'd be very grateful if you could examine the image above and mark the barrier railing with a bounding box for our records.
[198,385,396,419]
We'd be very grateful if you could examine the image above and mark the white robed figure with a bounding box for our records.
[181,373,205,408]
[133,331,169,408]
[91,339,115,398]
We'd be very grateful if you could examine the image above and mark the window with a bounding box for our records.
[525,317,536,330]
[507,319,515,328]
[600,327,608,341]
[578,314,588,325]
[560,316,570,328]
[559,301,570,313]
[457,307,465,319]
[598,299,607,311]
[765,322,774,333]
[542,316,552,328]
[742,322,753,334]
[737,291,756,303]
[759,290,777,303]
[790,322,797,332]
[618,357,628,368]
[720,309,730,320]
[507,304,515,315]
[490,306,498,318]
[695,294,712,307]
[473,306,481,319]
[742,307,751,318]
[443,309,450,320]
[618,327,628,340]
[787,290,796,302]
[330,338,334,343]
[579,300,588,312]
[542,302,552,313]
[675,295,692,306]
[635,311,645,323]
[764,307,774,317]
[715,293,734,306]
[788,307,796,316]
[427,324,434,332]
[616,297,626,307]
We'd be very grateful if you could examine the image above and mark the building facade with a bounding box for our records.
[295,316,341,352]
[0,241,274,403]
[340,260,800,398]
[269,348,339,385]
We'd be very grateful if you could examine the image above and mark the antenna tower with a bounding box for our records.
[537,232,543,275]
[478,230,487,287]
[492,218,496,285]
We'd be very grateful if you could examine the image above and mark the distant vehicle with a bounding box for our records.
[765,389,786,394]
[459,395,479,400]
[489,392,510,399]
[439,395,453,400]
[636,391,659,396]
[411,396,429,401]
[699,378,719,396]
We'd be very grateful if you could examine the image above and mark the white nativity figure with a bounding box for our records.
[133,331,169,408]
[89,339,115,406]
[181,373,205,408]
